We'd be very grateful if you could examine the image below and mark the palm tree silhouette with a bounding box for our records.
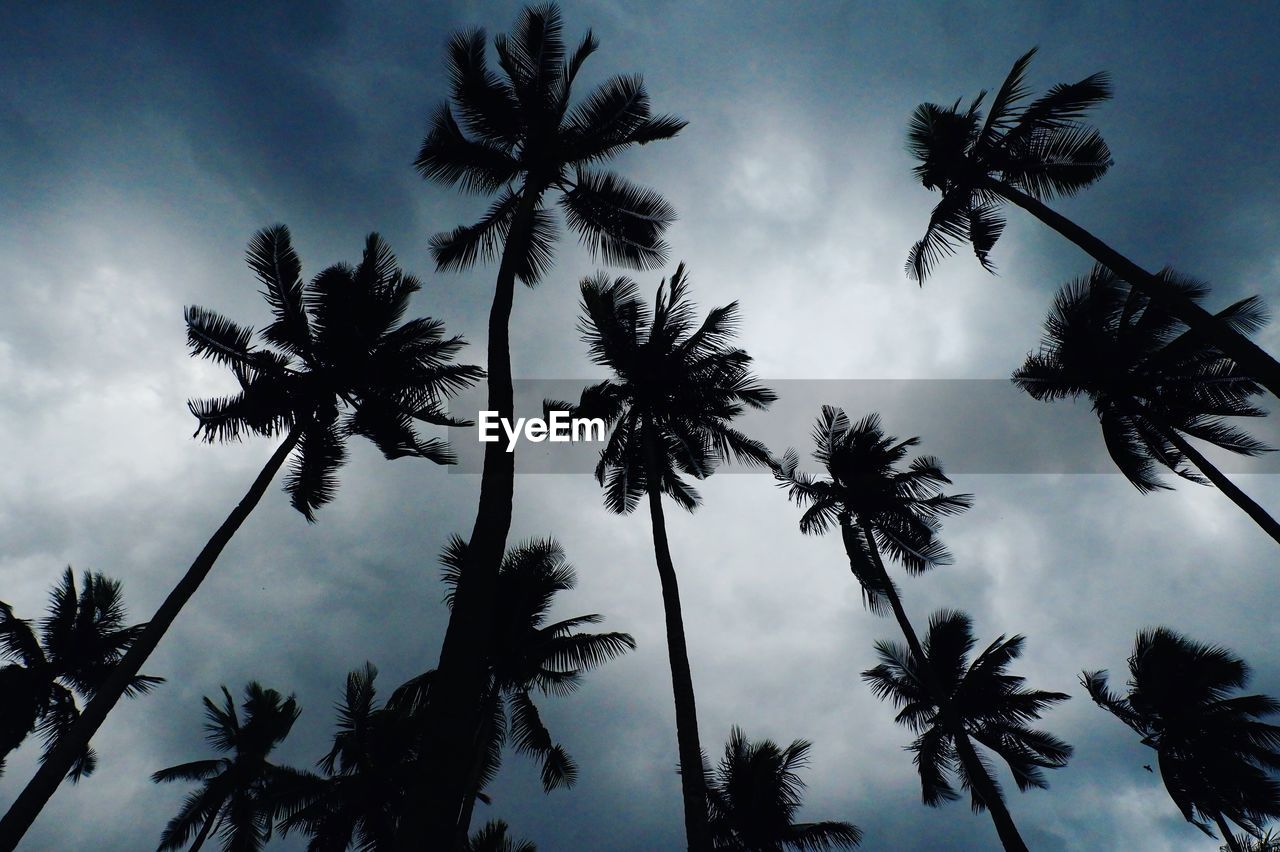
[279,664,420,851]
[1013,264,1280,545]
[551,265,775,850]
[0,227,480,850]
[862,610,1072,852]
[704,726,863,850]
[0,568,161,781]
[905,47,1280,399]
[413,4,685,839]
[436,537,635,842]
[1083,628,1280,851]
[153,683,304,852]
[465,820,536,852]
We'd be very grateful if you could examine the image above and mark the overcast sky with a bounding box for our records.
[3,1,1280,850]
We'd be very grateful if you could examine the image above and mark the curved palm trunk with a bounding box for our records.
[643,432,712,852]
[0,428,303,851]
[407,184,542,849]
[1152,420,1280,547]
[847,519,1029,852]
[986,178,1280,402]
[453,688,502,847]
[1214,814,1246,852]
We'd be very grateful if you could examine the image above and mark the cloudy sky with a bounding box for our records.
[3,1,1280,849]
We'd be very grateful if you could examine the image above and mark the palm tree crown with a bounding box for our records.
[705,726,863,851]
[417,2,687,283]
[773,408,972,611]
[153,682,303,852]
[1013,264,1271,492]
[906,46,1112,280]
[186,225,482,519]
[862,610,1072,810]
[554,263,777,514]
[1083,628,1280,843]
[0,568,160,781]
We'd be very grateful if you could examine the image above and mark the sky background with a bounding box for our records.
[3,1,1280,849]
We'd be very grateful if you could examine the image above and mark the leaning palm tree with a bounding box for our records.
[1083,628,1280,851]
[0,227,480,850]
[153,683,304,852]
[550,265,774,850]
[1014,264,1280,544]
[704,726,862,851]
[412,5,685,839]
[437,537,635,841]
[905,47,1280,398]
[0,568,161,780]
[862,610,1072,852]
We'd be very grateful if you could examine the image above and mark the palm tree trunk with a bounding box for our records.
[986,178,1280,401]
[407,183,543,850]
[1214,814,1246,852]
[453,688,502,847]
[847,519,1029,852]
[642,430,712,852]
[0,427,303,851]
[1152,420,1280,547]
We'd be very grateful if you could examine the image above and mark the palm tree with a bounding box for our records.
[0,568,161,780]
[279,664,420,851]
[862,610,1072,852]
[437,537,635,841]
[551,265,775,850]
[1013,264,1279,544]
[153,683,304,852]
[1083,628,1280,851]
[704,726,862,850]
[905,47,1280,399]
[412,4,685,838]
[0,227,480,850]
[1222,828,1280,852]
[465,820,536,852]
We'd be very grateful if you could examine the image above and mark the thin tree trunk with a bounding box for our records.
[643,429,712,852]
[406,183,543,850]
[1215,814,1246,852]
[987,178,1280,401]
[1153,420,1280,547]
[0,428,303,851]
[453,688,502,847]
[847,518,1029,852]
[188,806,221,852]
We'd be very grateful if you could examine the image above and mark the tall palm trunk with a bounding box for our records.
[986,178,1280,401]
[1214,815,1246,852]
[642,429,712,852]
[845,518,1029,852]
[408,183,543,849]
[0,427,303,852]
[1149,416,1280,547]
[453,687,502,847]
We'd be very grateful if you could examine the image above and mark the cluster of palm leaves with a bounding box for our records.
[2,4,1279,852]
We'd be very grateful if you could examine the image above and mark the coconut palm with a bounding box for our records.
[436,537,635,841]
[0,227,480,850]
[1013,264,1280,544]
[278,664,421,852]
[412,5,685,839]
[465,820,536,852]
[704,726,862,851]
[1083,628,1280,851]
[153,683,304,852]
[0,568,161,780]
[550,265,774,850]
[862,610,1072,852]
[905,47,1280,398]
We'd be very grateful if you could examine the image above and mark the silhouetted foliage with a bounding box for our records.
[1013,264,1280,544]
[554,264,774,850]
[0,568,160,781]
[464,820,536,852]
[1083,628,1280,846]
[704,726,862,850]
[153,683,305,852]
